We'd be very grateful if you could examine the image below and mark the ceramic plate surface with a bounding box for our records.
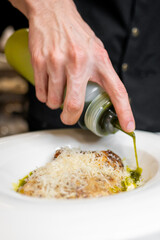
[0,129,160,240]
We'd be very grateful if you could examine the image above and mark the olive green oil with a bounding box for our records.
[12,171,33,192]
[126,132,142,183]
[112,119,142,187]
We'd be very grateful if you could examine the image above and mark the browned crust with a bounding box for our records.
[18,149,124,199]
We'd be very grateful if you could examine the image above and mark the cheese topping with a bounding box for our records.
[16,147,142,199]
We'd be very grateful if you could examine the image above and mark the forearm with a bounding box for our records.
[8,0,30,18]
[8,0,76,19]
[8,0,54,19]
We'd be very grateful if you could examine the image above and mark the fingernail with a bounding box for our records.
[127,121,135,132]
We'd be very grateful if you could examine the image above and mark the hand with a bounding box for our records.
[9,0,135,132]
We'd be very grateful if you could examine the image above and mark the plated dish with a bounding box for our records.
[0,129,160,240]
[15,147,142,199]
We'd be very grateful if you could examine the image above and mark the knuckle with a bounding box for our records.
[118,108,131,119]
[46,102,54,110]
[48,50,65,66]
[31,51,45,67]
[66,99,81,113]
[113,89,128,104]
[50,77,59,85]
[47,95,62,109]
[96,47,110,63]
[111,86,130,115]
[70,45,87,64]
[109,81,128,100]
[47,52,56,65]
[61,116,73,125]
[72,81,83,89]
[35,87,46,103]
[56,54,65,65]
[116,83,128,99]
[95,37,104,48]
[63,118,77,125]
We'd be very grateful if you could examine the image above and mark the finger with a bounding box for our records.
[46,54,66,109]
[60,77,87,125]
[60,43,90,125]
[46,73,65,109]
[31,53,48,103]
[98,52,135,132]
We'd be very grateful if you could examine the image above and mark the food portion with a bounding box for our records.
[14,147,142,199]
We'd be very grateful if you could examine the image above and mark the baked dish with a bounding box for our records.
[14,147,142,199]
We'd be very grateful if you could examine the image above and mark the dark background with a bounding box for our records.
[1,1,28,35]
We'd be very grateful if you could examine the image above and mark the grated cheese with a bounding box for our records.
[17,147,141,199]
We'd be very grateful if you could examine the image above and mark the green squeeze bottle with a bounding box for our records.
[5,29,142,179]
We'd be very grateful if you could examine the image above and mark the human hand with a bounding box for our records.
[9,0,135,132]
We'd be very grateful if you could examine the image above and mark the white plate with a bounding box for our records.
[0,129,160,240]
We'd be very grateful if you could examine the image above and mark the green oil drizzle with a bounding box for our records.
[126,131,142,183]
[127,132,139,168]
[127,166,142,184]
[13,171,33,192]
[113,120,142,185]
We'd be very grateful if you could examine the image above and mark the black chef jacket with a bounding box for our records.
[4,0,160,132]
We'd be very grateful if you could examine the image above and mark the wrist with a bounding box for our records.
[9,0,77,20]
[8,0,47,19]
